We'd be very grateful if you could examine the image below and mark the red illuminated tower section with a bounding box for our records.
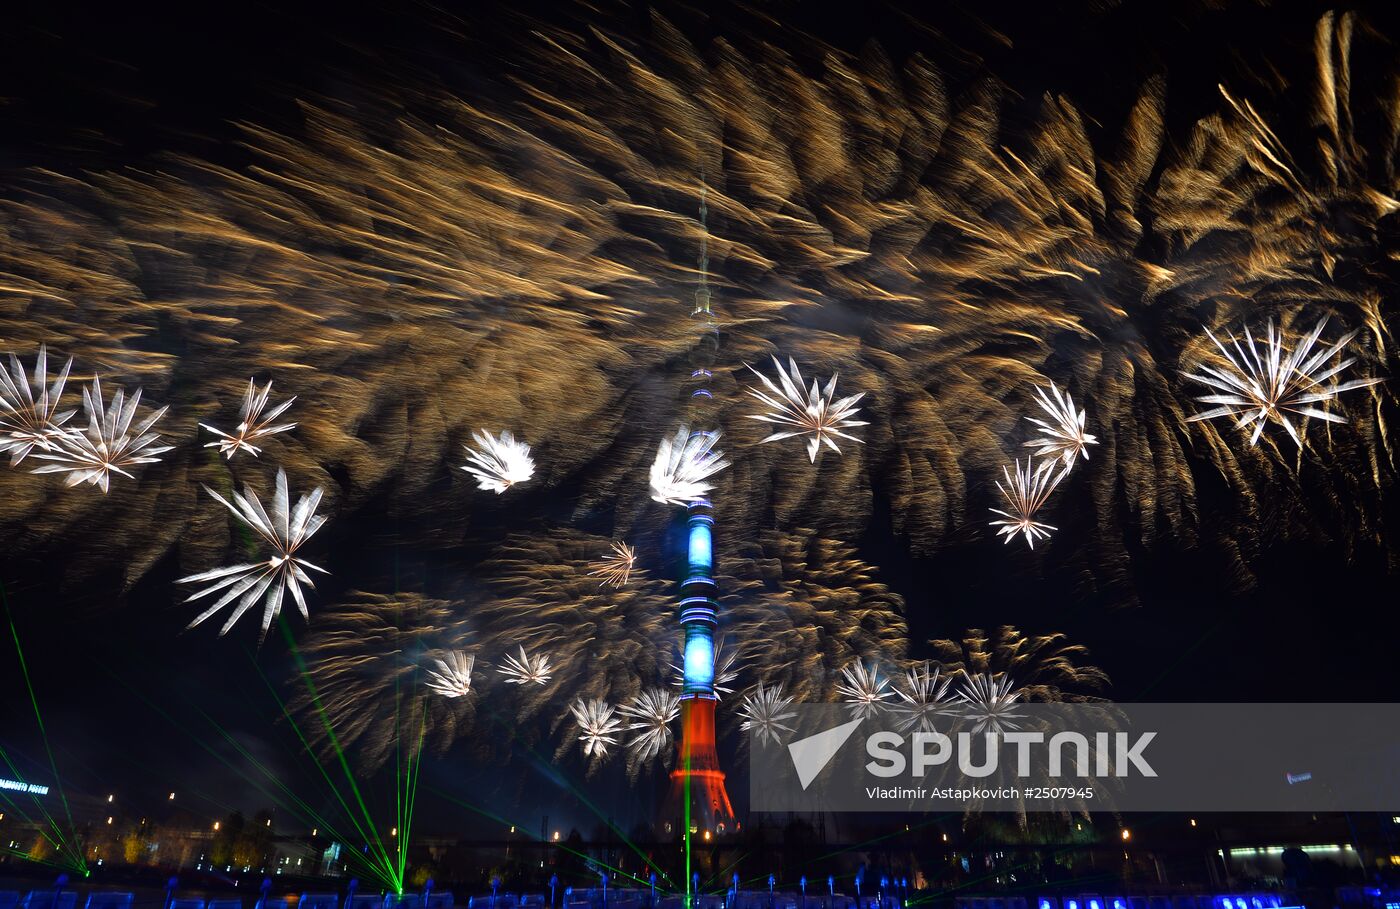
[663,180,736,839]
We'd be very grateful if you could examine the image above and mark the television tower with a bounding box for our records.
[664,179,737,840]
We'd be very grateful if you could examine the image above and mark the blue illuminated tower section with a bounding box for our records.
[665,181,736,836]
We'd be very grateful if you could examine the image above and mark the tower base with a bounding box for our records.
[663,697,737,837]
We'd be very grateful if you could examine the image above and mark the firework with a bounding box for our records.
[929,627,1109,704]
[569,698,623,759]
[200,378,297,460]
[462,430,535,493]
[30,377,172,493]
[893,662,957,733]
[955,672,1024,734]
[989,458,1061,549]
[497,645,553,685]
[836,661,894,717]
[739,682,797,747]
[2,9,1395,601]
[0,346,75,465]
[649,426,729,506]
[588,541,636,587]
[425,652,476,698]
[618,687,680,769]
[1024,383,1097,478]
[746,356,868,462]
[291,593,476,770]
[724,530,910,706]
[177,468,328,638]
[1184,318,1383,447]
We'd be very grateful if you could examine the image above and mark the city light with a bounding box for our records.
[168,792,175,800]
[213,822,220,831]
[1121,829,1131,841]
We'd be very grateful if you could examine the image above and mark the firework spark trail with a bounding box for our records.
[836,661,896,718]
[649,426,728,505]
[1184,318,1383,446]
[0,9,1393,600]
[30,377,172,493]
[588,541,637,588]
[462,430,535,493]
[746,356,868,462]
[929,627,1109,704]
[619,687,680,776]
[989,457,1062,549]
[200,378,298,460]
[738,682,797,748]
[497,646,553,685]
[1024,383,1097,479]
[177,468,329,639]
[892,662,957,733]
[425,652,477,699]
[0,346,75,465]
[954,672,1025,734]
[569,698,623,761]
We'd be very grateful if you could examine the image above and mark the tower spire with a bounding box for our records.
[665,176,737,840]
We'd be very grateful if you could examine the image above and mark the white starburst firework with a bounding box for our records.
[892,662,957,733]
[30,377,172,493]
[0,345,75,465]
[988,457,1061,549]
[648,426,729,505]
[461,429,535,493]
[569,698,623,759]
[746,356,868,462]
[588,541,637,587]
[497,645,553,685]
[619,688,680,764]
[670,639,740,698]
[836,661,894,717]
[199,378,297,459]
[1024,383,1096,478]
[1184,318,1383,447]
[176,468,329,638]
[739,682,797,747]
[425,651,476,698]
[955,672,1024,734]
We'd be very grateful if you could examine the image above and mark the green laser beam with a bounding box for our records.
[1,582,87,873]
[280,618,402,887]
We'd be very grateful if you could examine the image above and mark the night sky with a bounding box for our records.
[2,0,1398,839]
